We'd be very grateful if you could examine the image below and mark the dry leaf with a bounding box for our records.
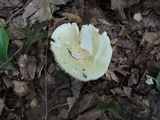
[77,109,101,120]
[110,86,132,99]
[106,70,119,82]
[22,0,71,22]
[0,99,5,115]
[13,80,29,96]
[18,55,37,80]
[111,0,126,19]
[59,13,83,24]
[2,77,13,88]
[141,31,160,46]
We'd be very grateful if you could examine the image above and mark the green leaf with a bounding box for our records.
[0,23,9,62]
[23,21,48,53]
[96,99,121,113]
[156,71,160,92]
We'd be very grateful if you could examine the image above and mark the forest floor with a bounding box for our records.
[0,0,160,120]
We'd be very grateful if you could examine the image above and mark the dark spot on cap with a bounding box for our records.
[82,73,87,79]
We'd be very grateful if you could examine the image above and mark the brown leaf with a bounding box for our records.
[22,0,71,22]
[77,109,101,120]
[106,70,119,82]
[0,99,5,115]
[18,55,37,80]
[110,63,130,76]
[2,77,13,89]
[6,22,25,40]
[111,0,126,19]
[127,68,140,86]
[13,80,29,96]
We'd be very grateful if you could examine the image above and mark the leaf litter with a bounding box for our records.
[0,0,160,119]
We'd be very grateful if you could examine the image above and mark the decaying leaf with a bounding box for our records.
[2,77,13,88]
[53,12,83,28]
[110,87,132,99]
[77,109,101,120]
[13,80,29,96]
[22,0,71,22]
[156,71,160,92]
[0,99,5,115]
[111,0,126,19]
[18,54,37,79]
[141,31,160,47]
[106,70,119,82]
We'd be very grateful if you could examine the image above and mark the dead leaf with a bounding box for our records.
[77,109,101,120]
[53,12,83,28]
[150,46,160,60]
[106,70,119,82]
[13,80,29,96]
[111,0,126,19]
[59,12,83,24]
[0,99,5,115]
[0,0,21,7]
[22,0,71,22]
[127,68,140,86]
[6,22,25,40]
[141,31,160,47]
[30,99,39,108]
[90,17,111,26]
[110,86,132,99]
[123,86,132,98]
[18,54,37,79]
[110,63,130,76]
[2,77,13,88]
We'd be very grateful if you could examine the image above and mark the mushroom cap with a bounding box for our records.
[50,23,112,81]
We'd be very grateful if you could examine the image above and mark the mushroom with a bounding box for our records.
[50,23,112,81]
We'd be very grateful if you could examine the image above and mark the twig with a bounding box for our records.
[0,46,22,69]
[44,33,49,118]
[44,102,74,120]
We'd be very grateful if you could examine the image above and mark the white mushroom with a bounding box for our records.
[50,23,112,81]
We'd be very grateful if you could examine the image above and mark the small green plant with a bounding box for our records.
[22,21,48,53]
[96,98,124,120]
[146,71,160,92]
[0,23,13,68]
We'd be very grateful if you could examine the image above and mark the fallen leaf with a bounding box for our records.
[22,0,71,22]
[141,31,160,47]
[77,109,101,120]
[110,63,130,76]
[156,71,160,92]
[30,99,39,108]
[18,54,37,79]
[127,68,140,86]
[133,12,143,22]
[106,70,119,82]
[6,22,25,40]
[2,77,13,88]
[13,80,29,96]
[0,0,21,7]
[111,0,126,19]
[0,99,5,115]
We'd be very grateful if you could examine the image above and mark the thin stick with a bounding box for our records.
[44,102,74,120]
